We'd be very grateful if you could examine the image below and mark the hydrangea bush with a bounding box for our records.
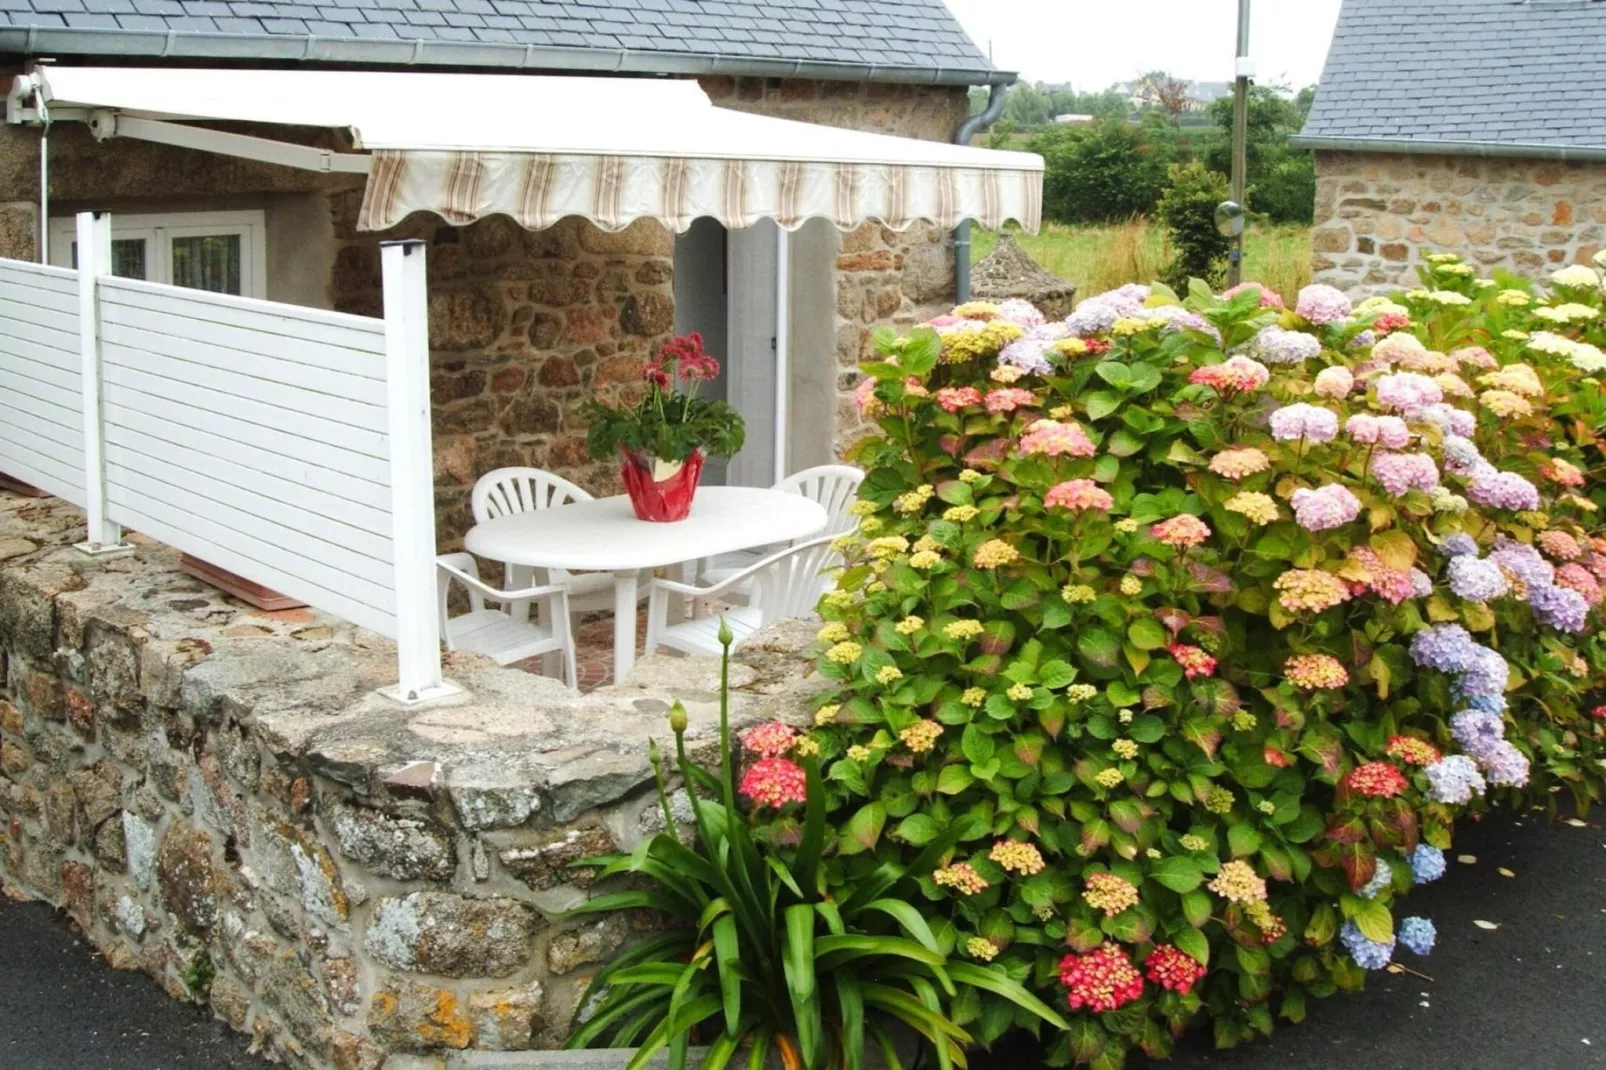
[785,259,1606,1066]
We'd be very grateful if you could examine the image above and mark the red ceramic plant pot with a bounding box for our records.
[619,448,705,522]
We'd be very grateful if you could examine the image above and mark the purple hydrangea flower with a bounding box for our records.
[1339,920,1395,970]
[1296,284,1353,325]
[1409,624,1478,672]
[1410,568,1434,597]
[1440,533,1479,558]
[1479,739,1531,787]
[1454,646,1510,699]
[1409,844,1446,884]
[1450,710,1506,756]
[1398,916,1437,956]
[1415,402,1476,438]
[1529,581,1589,633]
[1146,304,1217,339]
[996,298,1046,328]
[1372,451,1441,496]
[1252,325,1323,364]
[999,335,1053,374]
[1448,556,1509,602]
[1491,540,1554,588]
[1350,328,1376,349]
[1441,435,1486,476]
[1359,859,1393,899]
[1464,693,1508,715]
[1270,403,1340,442]
[1424,755,1487,803]
[1291,484,1362,531]
[1467,471,1541,511]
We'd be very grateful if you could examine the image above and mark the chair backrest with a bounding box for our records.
[472,467,593,523]
[749,536,842,626]
[776,464,865,537]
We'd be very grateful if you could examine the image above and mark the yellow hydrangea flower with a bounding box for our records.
[847,745,871,762]
[943,504,980,523]
[813,704,839,726]
[817,622,850,643]
[1094,767,1124,788]
[945,619,985,641]
[909,550,943,569]
[876,664,904,685]
[1120,575,1142,596]
[1112,738,1139,760]
[959,469,983,483]
[825,641,863,664]
[894,616,924,635]
[973,539,1020,569]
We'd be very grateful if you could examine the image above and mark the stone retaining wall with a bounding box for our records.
[0,492,825,1069]
[1310,150,1606,296]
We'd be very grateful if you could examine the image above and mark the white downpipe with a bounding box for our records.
[773,226,790,485]
[36,86,49,265]
[379,239,457,705]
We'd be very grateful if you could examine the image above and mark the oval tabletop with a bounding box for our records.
[463,485,829,572]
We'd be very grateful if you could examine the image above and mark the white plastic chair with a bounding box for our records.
[647,536,840,657]
[470,466,618,618]
[436,553,578,685]
[696,465,864,599]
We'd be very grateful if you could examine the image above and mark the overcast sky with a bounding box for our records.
[942,0,1343,91]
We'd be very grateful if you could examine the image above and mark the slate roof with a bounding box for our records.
[0,0,1006,84]
[1296,0,1606,154]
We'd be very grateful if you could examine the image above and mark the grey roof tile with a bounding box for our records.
[0,0,992,77]
[1301,0,1606,150]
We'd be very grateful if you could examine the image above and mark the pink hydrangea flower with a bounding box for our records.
[1152,514,1212,548]
[738,757,808,808]
[1295,284,1353,325]
[1044,479,1114,511]
[1556,563,1604,606]
[1313,365,1355,399]
[853,377,879,414]
[1375,371,1444,413]
[1450,345,1499,371]
[935,386,983,413]
[1290,484,1361,532]
[1169,643,1217,679]
[1270,403,1340,442]
[1221,281,1285,309]
[1209,447,1271,481]
[1059,945,1144,1013]
[1345,413,1411,449]
[1189,355,1269,393]
[1018,419,1095,457]
[1371,451,1441,496]
[996,298,1046,327]
[741,721,798,759]
[984,387,1038,414]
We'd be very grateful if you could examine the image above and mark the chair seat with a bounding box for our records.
[445,609,561,666]
[655,605,764,656]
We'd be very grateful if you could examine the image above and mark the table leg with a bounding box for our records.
[668,560,694,622]
[612,569,639,682]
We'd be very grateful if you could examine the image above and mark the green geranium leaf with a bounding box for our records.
[1227,824,1262,858]
[1349,898,1394,943]
[1078,628,1121,670]
[961,724,997,766]
[1174,926,1210,967]
[1127,715,1166,743]
[1181,890,1213,928]
[1148,857,1204,893]
[937,765,975,795]
[1085,391,1122,421]
[1095,362,1133,390]
[1039,659,1077,689]
[838,802,885,855]
[1127,618,1169,651]
[894,813,940,845]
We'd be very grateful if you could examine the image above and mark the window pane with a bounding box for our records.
[170,234,242,295]
[68,238,148,280]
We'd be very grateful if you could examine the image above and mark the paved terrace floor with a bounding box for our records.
[2,804,1602,1069]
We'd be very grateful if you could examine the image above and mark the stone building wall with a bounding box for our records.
[0,491,823,1069]
[1310,150,1606,296]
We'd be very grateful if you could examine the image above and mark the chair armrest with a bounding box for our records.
[645,576,708,597]
[438,559,572,603]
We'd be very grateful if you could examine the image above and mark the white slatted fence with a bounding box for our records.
[0,213,445,700]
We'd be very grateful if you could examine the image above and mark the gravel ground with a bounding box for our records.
[1,806,1601,1069]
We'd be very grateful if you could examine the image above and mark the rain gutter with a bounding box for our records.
[0,26,1018,87]
[1291,133,1606,162]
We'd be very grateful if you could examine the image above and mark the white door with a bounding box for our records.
[725,220,780,487]
[48,210,266,297]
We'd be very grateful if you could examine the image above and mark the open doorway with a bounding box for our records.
[672,217,838,488]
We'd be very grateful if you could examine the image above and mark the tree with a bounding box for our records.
[1028,119,1176,224]
[1138,70,1192,126]
[1205,84,1315,224]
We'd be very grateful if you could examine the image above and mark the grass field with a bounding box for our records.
[973,221,1312,305]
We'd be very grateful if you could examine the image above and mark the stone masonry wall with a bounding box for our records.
[0,491,824,1069]
[1311,150,1606,296]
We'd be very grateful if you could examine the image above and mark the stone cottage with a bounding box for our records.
[1294,0,1606,295]
[0,0,1025,549]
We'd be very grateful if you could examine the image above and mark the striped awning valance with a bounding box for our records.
[356,149,1042,234]
[33,67,1043,236]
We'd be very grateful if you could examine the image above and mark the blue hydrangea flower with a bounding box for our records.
[1453,646,1510,699]
[1490,538,1554,588]
[1409,844,1446,884]
[1409,624,1477,672]
[1409,568,1433,598]
[1529,581,1589,634]
[1399,916,1437,956]
[1479,739,1532,788]
[1339,920,1395,970]
[1441,435,1485,475]
[1360,859,1393,899]
[1425,755,1486,804]
[1451,710,1505,757]
[1464,693,1508,715]
[1448,556,1509,602]
[1439,533,1479,558]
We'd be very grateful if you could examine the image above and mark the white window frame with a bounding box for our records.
[48,209,268,298]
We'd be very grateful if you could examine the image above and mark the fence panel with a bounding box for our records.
[97,277,399,638]
[0,261,86,504]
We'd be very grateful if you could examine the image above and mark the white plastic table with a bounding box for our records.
[463,486,828,680]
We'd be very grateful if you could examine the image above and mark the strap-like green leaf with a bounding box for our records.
[712,914,742,1037]
[837,976,865,1070]
[782,903,817,1004]
[623,994,723,1070]
[946,962,1071,1030]
[746,1029,772,1070]
[698,897,731,933]
[867,1022,905,1070]
[862,899,940,952]
[794,755,828,895]
[563,889,696,923]
[563,989,666,1050]
[814,900,845,937]
[816,934,945,968]
[909,976,954,1070]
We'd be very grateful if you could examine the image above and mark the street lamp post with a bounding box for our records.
[1228,0,1251,287]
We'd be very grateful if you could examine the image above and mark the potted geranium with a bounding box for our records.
[583,333,744,521]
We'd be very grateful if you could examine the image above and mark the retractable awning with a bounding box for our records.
[23,67,1042,234]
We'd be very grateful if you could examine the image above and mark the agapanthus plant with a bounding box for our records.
[798,275,1606,1067]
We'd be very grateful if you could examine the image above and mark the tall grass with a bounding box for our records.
[973,222,1311,305]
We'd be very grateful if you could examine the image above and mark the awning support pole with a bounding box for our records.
[378,240,458,706]
[773,225,790,485]
[73,211,132,557]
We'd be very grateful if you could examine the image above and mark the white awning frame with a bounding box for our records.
[11,66,1042,235]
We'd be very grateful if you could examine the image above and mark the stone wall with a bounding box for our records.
[0,491,824,1069]
[1310,150,1606,296]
